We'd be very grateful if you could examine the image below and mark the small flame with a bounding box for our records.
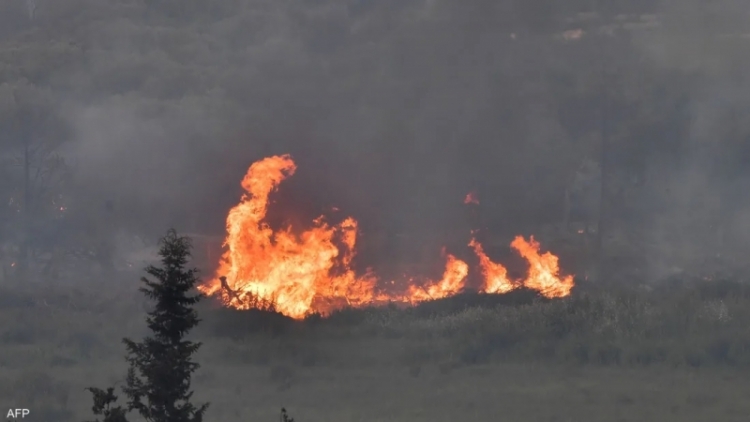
[404,253,469,303]
[464,191,479,205]
[469,238,516,294]
[510,236,574,298]
[469,236,574,298]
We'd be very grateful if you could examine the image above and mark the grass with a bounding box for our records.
[3,276,750,421]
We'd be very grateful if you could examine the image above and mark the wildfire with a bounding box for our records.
[469,235,574,297]
[197,155,376,318]
[469,237,515,294]
[199,155,575,319]
[402,252,469,303]
[511,236,574,298]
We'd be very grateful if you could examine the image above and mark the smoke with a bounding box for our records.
[10,0,745,281]
[54,0,583,266]
[633,0,750,278]
[61,97,232,233]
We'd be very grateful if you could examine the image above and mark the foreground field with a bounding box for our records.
[2,277,750,421]
[25,360,750,422]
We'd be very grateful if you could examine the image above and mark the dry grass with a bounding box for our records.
[3,277,750,421]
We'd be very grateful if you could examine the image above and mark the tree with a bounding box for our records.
[85,387,128,422]
[123,229,209,422]
[86,229,209,422]
[0,80,71,279]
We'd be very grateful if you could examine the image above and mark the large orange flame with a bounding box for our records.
[198,155,574,319]
[197,155,377,318]
[510,235,575,298]
[469,238,516,294]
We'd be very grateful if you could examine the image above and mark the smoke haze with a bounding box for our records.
[1,0,750,280]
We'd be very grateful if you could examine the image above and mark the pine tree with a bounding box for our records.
[122,229,209,422]
[85,387,128,422]
[86,229,209,422]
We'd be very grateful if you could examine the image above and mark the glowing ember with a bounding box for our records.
[464,191,479,205]
[199,155,575,319]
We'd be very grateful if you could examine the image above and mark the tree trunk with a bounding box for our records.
[595,63,610,282]
[18,125,31,279]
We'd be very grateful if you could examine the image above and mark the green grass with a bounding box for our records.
[3,277,750,421]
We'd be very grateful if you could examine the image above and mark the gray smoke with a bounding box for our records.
[4,0,748,281]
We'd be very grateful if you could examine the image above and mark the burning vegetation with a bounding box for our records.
[198,155,574,319]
